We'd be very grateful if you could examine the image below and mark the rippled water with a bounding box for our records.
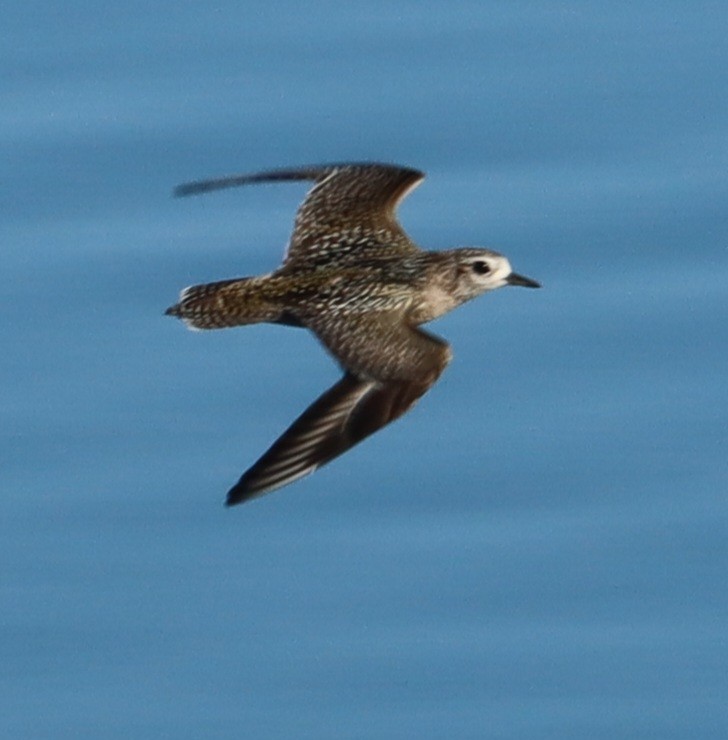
[3,1,728,737]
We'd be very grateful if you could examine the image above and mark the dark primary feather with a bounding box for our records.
[226,373,437,505]
[174,162,425,268]
[227,322,451,505]
[173,161,422,200]
[174,165,337,197]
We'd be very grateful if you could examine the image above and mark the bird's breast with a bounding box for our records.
[410,284,459,324]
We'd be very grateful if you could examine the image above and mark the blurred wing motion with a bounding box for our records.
[175,162,425,267]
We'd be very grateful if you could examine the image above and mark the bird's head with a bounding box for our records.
[451,248,540,300]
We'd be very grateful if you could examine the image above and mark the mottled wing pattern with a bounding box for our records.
[283,163,425,267]
[306,311,452,382]
[174,162,425,268]
[226,317,451,505]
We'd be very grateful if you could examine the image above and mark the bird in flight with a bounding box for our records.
[166,162,540,505]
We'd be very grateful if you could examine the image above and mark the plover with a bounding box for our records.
[166,162,540,505]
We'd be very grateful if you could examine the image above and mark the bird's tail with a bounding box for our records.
[165,277,289,330]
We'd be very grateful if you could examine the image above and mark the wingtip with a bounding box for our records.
[173,183,199,198]
[225,491,240,507]
[224,469,301,506]
[172,162,424,200]
[225,481,253,507]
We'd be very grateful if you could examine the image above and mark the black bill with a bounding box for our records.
[507,272,541,288]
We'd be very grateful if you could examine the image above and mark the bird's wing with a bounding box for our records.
[175,162,425,268]
[226,317,451,505]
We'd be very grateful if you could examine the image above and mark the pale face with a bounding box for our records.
[454,248,540,300]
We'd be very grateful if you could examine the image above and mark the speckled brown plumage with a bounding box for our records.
[166,162,539,505]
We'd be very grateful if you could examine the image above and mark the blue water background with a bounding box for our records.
[3,1,728,737]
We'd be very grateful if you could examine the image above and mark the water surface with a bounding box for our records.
[3,2,728,737]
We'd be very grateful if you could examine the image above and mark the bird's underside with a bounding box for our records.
[170,162,452,505]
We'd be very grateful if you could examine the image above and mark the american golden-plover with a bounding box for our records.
[166,162,540,505]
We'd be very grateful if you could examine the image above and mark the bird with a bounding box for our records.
[166,162,540,506]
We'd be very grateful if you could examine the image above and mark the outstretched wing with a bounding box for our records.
[175,162,425,268]
[226,321,451,505]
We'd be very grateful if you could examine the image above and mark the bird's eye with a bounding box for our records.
[471,261,491,275]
